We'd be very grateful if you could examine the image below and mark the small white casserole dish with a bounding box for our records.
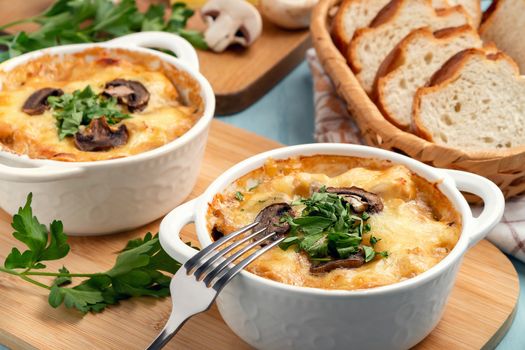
[0,32,215,235]
[159,143,504,350]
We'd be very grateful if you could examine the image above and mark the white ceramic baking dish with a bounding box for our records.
[0,32,215,235]
[159,143,505,350]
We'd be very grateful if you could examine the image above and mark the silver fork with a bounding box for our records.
[146,222,284,350]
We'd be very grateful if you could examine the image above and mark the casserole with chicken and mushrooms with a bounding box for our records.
[207,155,461,291]
[0,47,204,162]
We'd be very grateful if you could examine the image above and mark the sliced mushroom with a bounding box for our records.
[103,79,150,112]
[310,249,365,274]
[253,203,293,244]
[22,88,64,115]
[326,186,384,213]
[74,117,128,152]
[211,226,224,241]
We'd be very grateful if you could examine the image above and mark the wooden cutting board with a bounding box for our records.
[0,120,520,350]
[0,0,311,116]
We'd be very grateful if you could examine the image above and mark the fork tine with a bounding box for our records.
[184,222,258,272]
[202,231,280,287]
[193,227,268,280]
[210,237,286,292]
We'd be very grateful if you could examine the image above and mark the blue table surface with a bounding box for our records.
[221,61,525,350]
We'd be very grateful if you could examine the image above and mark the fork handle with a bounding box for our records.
[146,312,190,350]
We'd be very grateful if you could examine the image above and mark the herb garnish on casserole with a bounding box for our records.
[0,48,204,161]
[207,155,461,291]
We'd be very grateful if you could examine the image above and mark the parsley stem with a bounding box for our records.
[19,274,51,290]
[23,271,99,278]
[0,267,50,290]
[0,17,39,31]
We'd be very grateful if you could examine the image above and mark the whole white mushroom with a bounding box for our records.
[259,0,318,29]
[201,0,263,53]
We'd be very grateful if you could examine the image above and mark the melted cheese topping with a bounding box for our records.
[207,156,461,291]
[0,49,202,161]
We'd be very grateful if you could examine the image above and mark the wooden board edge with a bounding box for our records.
[482,303,519,350]
[215,34,312,115]
[0,328,37,350]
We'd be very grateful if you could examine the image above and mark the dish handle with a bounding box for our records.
[159,198,200,264]
[105,31,200,71]
[445,169,505,248]
[0,163,85,183]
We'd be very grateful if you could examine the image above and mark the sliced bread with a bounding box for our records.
[331,0,391,52]
[413,49,525,149]
[348,0,471,94]
[480,0,525,73]
[376,26,482,130]
[331,0,480,54]
[447,0,482,27]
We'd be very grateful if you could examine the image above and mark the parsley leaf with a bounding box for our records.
[4,248,33,269]
[49,285,105,312]
[40,220,70,261]
[279,188,388,265]
[53,266,72,287]
[10,193,48,260]
[0,193,184,314]
[370,235,381,246]
[235,191,244,201]
[47,85,130,139]
[6,193,69,270]
[363,245,376,263]
[0,0,207,63]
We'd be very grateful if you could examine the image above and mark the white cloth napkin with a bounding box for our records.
[306,48,525,263]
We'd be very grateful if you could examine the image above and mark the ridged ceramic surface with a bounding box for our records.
[0,130,208,235]
[216,260,461,350]
[0,33,215,236]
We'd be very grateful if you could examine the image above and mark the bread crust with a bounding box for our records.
[348,0,471,89]
[412,48,520,141]
[374,25,476,130]
[465,0,482,27]
[332,0,392,57]
[331,0,356,52]
[480,0,501,29]
[369,0,401,27]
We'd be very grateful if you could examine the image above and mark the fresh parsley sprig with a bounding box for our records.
[47,85,130,139]
[0,0,207,63]
[0,194,182,313]
[280,187,388,263]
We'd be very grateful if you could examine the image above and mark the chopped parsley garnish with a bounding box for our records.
[234,191,244,201]
[279,187,388,263]
[370,235,381,246]
[47,85,131,139]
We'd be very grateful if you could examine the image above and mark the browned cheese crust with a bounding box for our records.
[0,47,204,162]
[206,155,462,291]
